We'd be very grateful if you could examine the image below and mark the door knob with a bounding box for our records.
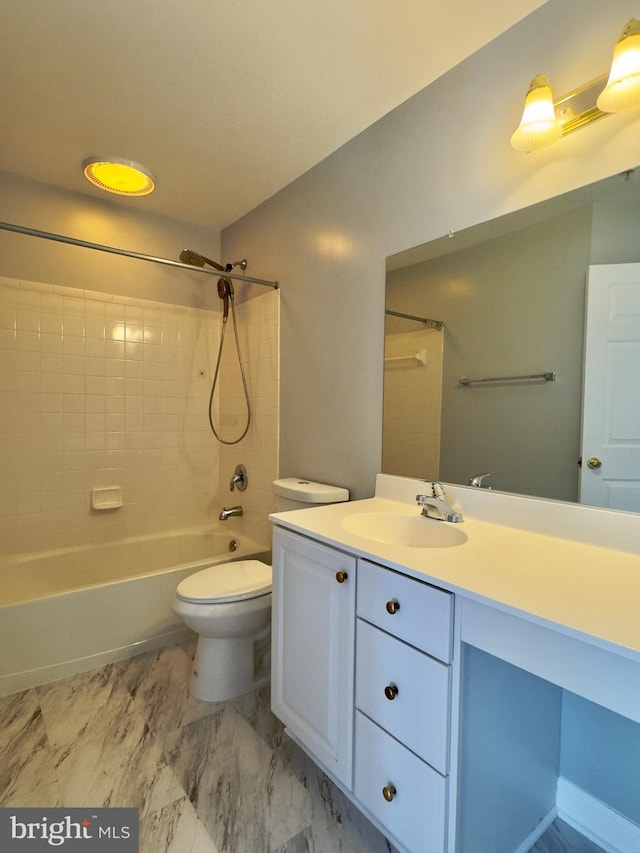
[335,571,348,583]
[587,457,602,469]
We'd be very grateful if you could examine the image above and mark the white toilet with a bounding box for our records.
[173,560,272,702]
[173,477,349,703]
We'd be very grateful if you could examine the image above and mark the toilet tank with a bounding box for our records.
[272,477,349,512]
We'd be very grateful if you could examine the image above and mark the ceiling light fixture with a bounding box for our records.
[510,18,640,153]
[82,157,155,196]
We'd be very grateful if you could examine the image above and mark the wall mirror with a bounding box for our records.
[384,167,640,510]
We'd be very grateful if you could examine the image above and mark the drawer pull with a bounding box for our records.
[384,683,399,701]
[385,599,400,615]
[382,784,397,802]
[335,571,348,584]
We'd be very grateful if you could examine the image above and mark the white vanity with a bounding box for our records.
[269,474,640,853]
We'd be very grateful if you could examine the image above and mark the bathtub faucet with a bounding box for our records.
[219,505,244,521]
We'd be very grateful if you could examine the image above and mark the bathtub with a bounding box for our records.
[0,530,270,696]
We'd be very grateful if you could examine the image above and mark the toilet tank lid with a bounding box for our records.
[272,477,349,504]
[176,560,272,603]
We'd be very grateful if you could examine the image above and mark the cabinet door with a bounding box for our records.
[272,526,356,787]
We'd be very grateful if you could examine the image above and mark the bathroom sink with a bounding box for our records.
[341,512,467,548]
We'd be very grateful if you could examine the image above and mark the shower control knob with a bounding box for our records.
[335,571,348,584]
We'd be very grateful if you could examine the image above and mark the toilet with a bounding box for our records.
[172,477,349,702]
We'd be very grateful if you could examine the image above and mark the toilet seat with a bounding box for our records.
[176,560,272,604]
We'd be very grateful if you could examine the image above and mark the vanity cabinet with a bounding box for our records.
[271,526,356,787]
[271,527,455,853]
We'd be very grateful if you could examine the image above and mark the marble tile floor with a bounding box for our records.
[0,641,608,853]
[0,641,393,853]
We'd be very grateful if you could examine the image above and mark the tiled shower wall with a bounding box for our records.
[0,276,279,557]
[219,289,280,547]
[382,328,443,479]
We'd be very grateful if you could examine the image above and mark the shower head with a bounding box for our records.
[180,249,226,272]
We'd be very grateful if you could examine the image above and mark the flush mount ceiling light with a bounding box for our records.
[82,157,155,196]
[511,18,640,153]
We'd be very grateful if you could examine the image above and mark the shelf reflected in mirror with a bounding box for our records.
[384,167,640,511]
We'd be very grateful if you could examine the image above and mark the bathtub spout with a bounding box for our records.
[219,505,244,521]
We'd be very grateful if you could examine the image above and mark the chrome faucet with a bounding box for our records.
[219,505,244,521]
[468,472,492,488]
[229,464,248,492]
[416,482,464,523]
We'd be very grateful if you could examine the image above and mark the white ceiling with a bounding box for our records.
[0,1,546,232]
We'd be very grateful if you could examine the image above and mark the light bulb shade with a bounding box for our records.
[510,74,562,152]
[597,19,640,113]
[82,158,155,196]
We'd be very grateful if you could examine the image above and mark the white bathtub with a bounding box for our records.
[0,530,270,696]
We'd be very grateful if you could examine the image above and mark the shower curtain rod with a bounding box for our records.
[0,221,279,289]
[385,309,443,330]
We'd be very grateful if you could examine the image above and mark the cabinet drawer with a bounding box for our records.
[357,560,453,663]
[356,619,450,774]
[354,711,446,853]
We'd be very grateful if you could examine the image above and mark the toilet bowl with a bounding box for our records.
[173,478,349,703]
[172,559,272,702]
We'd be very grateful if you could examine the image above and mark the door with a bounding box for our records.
[580,263,640,510]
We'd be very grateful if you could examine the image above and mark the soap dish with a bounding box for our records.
[91,486,123,510]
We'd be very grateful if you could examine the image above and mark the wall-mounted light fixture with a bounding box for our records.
[82,158,155,196]
[511,18,640,152]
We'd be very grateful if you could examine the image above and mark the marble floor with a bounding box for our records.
[0,642,607,853]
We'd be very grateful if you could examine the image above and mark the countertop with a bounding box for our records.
[269,476,640,663]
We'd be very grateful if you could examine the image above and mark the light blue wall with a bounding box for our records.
[458,647,562,853]
[561,692,640,825]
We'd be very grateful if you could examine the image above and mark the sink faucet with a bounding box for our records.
[416,483,464,523]
[468,472,492,489]
[219,505,244,521]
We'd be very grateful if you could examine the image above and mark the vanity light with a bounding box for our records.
[511,18,640,153]
[597,18,640,113]
[82,158,155,196]
[510,75,562,152]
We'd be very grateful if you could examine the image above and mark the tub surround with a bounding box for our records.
[0,275,279,556]
[269,474,640,852]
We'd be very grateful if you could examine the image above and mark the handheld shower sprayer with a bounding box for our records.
[179,247,251,444]
[217,277,234,322]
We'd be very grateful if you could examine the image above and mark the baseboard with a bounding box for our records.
[557,777,640,853]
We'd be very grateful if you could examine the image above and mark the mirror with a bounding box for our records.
[384,168,640,508]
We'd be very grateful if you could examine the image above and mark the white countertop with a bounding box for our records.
[270,475,640,664]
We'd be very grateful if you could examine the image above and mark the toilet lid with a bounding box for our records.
[176,560,272,603]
